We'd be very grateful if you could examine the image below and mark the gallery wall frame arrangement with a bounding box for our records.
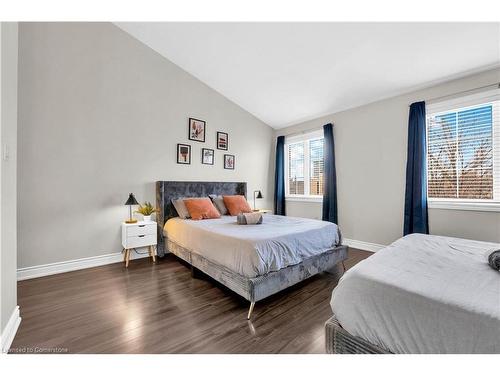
[217,131,229,150]
[224,154,235,170]
[177,143,191,164]
[202,148,215,165]
[189,117,206,142]
[178,117,233,169]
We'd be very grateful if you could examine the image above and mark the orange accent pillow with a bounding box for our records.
[184,198,221,220]
[223,195,252,216]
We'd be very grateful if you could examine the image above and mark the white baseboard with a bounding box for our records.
[343,238,385,253]
[17,250,152,281]
[16,238,381,281]
[1,306,21,353]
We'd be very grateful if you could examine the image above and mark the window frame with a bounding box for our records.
[284,130,324,202]
[425,89,500,212]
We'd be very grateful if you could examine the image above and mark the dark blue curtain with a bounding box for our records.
[274,136,286,215]
[404,101,429,235]
[322,123,338,223]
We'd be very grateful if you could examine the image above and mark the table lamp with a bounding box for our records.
[124,193,139,223]
[253,190,263,210]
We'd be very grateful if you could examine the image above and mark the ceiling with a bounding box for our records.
[116,22,500,129]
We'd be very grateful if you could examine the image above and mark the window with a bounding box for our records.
[288,142,305,195]
[426,88,500,210]
[285,130,324,200]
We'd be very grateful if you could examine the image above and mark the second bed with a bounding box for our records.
[327,233,500,353]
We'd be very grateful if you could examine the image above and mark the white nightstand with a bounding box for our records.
[121,221,157,267]
[253,209,272,214]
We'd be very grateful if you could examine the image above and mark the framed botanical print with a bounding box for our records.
[201,148,214,165]
[224,154,235,170]
[217,131,228,150]
[189,118,206,142]
[177,143,191,164]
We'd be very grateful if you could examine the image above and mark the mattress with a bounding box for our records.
[330,234,500,354]
[164,214,341,278]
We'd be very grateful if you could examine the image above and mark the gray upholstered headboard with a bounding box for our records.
[155,181,247,256]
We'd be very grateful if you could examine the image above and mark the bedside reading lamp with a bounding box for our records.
[124,193,139,223]
[253,190,263,210]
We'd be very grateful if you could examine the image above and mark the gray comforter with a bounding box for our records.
[164,214,341,277]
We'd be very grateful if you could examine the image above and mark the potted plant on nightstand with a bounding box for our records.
[135,202,158,222]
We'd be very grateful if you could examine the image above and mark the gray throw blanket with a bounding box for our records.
[237,212,263,225]
[488,249,500,271]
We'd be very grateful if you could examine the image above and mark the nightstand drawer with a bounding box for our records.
[126,224,156,237]
[124,234,156,249]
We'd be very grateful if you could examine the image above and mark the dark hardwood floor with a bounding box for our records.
[10,249,371,354]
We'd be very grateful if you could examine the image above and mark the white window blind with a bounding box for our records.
[309,138,324,196]
[426,88,500,208]
[285,130,324,199]
[288,142,305,195]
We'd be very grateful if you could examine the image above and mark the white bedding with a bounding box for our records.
[331,234,500,354]
[164,214,340,278]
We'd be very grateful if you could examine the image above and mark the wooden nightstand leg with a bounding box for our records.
[150,245,156,262]
[125,249,130,268]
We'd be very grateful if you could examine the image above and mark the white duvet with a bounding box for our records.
[164,214,340,278]
[331,234,500,354]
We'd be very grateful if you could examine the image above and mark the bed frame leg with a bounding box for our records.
[247,302,255,320]
[191,265,202,279]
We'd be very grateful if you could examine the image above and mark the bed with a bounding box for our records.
[156,181,348,319]
[326,233,500,354]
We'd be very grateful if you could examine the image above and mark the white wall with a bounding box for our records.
[1,22,19,341]
[277,68,500,246]
[17,23,274,269]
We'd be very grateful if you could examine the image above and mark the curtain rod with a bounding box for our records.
[279,127,323,139]
[409,82,500,107]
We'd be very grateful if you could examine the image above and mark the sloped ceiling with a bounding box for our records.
[116,22,500,128]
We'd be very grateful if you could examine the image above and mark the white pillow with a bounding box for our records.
[209,194,228,215]
[171,198,190,219]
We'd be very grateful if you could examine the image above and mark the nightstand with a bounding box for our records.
[253,209,272,214]
[121,221,157,267]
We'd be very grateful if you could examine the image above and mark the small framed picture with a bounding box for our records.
[177,143,191,164]
[189,118,206,142]
[217,131,228,150]
[201,148,214,165]
[224,154,235,170]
